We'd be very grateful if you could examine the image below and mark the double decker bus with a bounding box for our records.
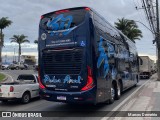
[38,7,139,104]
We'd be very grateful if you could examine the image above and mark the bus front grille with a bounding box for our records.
[42,49,83,75]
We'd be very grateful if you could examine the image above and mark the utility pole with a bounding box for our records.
[156,0,160,80]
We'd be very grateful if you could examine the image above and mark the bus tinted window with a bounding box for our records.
[40,9,87,31]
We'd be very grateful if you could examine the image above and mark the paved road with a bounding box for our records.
[0,70,149,120]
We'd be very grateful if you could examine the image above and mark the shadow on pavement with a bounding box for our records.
[0,97,40,106]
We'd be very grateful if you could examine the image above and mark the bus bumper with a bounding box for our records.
[39,87,96,104]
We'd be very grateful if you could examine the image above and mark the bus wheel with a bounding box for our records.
[115,81,121,100]
[109,84,115,104]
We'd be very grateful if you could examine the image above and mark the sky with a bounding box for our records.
[0,0,157,62]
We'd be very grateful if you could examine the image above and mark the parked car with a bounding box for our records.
[8,63,28,70]
[0,74,39,103]
[33,64,38,71]
[1,64,10,70]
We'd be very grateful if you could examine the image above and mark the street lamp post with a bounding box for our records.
[133,20,156,35]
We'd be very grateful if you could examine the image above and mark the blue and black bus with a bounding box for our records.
[38,7,139,104]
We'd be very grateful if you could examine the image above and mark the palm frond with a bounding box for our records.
[0,17,12,29]
[10,34,30,44]
[115,18,143,41]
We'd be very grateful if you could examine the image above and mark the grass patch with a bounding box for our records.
[0,73,6,82]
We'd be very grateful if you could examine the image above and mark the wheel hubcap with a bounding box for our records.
[111,87,115,99]
[117,83,121,96]
[24,95,29,102]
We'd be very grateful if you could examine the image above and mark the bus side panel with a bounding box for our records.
[91,13,111,103]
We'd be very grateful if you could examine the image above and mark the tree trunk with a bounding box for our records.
[18,44,21,63]
[0,29,2,43]
[0,29,3,69]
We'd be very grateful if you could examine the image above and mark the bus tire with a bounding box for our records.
[115,81,121,100]
[108,84,115,104]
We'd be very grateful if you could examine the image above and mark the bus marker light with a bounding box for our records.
[85,7,91,11]
[55,10,69,14]
[41,16,44,19]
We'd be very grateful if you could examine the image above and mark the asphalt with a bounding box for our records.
[0,70,149,120]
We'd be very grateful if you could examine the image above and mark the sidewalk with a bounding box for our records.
[113,74,160,120]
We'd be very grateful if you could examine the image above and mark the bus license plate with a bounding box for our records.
[57,96,66,101]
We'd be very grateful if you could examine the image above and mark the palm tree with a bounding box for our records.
[115,18,142,42]
[10,34,30,62]
[127,27,143,40]
[0,17,12,65]
[34,40,38,44]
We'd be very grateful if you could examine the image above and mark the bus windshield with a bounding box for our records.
[40,9,87,31]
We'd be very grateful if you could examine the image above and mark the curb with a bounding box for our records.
[0,72,8,83]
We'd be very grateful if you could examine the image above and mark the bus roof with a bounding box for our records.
[41,7,91,17]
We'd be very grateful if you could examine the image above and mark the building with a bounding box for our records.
[21,55,36,65]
